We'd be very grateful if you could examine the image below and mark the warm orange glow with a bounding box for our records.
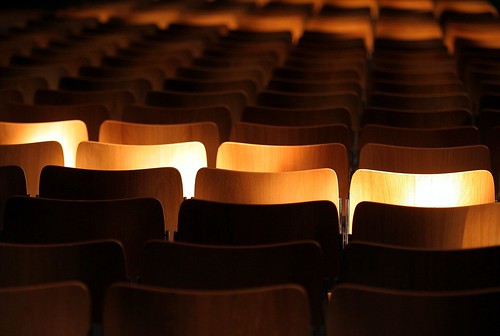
[76,141,207,198]
[349,169,495,234]
[0,121,88,167]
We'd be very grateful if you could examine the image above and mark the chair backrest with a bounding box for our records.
[368,92,471,111]
[99,120,219,167]
[39,165,183,235]
[340,241,500,290]
[0,142,63,196]
[103,283,310,336]
[0,120,87,167]
[359,125,481,148]
[0,103,110,141]
[216,142,349,199]
[358,144,491,174]
[230,122,351,149]
[348,169,495,234]
[195,167,339,211]
[0,240,127,323]
[0,282,91,336]
[0,165,26,230]
[2,196,164,278]
[0,77,48,103]
[351,201,500,248]
[327,284,500,336]
[141,240,324,328]
[76,141,206,198]
[177,198,340,282]
[122,104,232,142]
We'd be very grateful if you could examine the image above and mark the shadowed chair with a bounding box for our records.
[99,120,219,167]
[2,196,164,278]
[0,240,127,324]
[0,89,24,104]
[103,283,310,336]
[141,240,324,329]
[327,284,500,336]
[0,166,26,231]
[0,64,68,89]
[78,65,164,90]
[0,282,91,336]
[0,77,48,103]
[76,141,206,198]
[348,169,495,234]
[362,108,472,128]
[368,92,471,111]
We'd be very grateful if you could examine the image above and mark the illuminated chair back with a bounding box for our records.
[0,282,90,336]
[76,141,206,198]
[103,283,310,336]
[99,120,220,167]
[216,142,349,200]
[0,120,87,167]
[348,169,495,234]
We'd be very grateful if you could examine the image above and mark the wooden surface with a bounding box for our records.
[349,169,495,234]
[0,120,87,167]
[76,141,206,198]
[0,142,63,196]
[217,142,349,199]
[104,283,310,336]
[177,199,341,282]
[0,103,109,141]
[99,120,219,167]
[195,167,340,211]
[351,202,500,248]
[39,165,183,234]
[3,197,164,278]
[230,122,351,149]
[122,104,232,142]
[34,89,134,120]
[141,241,324,327]
[369,92,471,111]
[359,125,480,148]
[0,240,127,323]
[341,242,500,290]
[359,144,491,174]
[0,281,90,336]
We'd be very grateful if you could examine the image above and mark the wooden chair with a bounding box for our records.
[358,144,491,174]
[76,141,206,198]
[358,125,481,149]
[122,104,232,142]
[78,65,165,90]
[145,90,248,124]
[351,201,500,248]
[0,240,127,324]
[177,198,341,284]
[99,120,219,167]
[39,165,183,236]
[230,122,351,150]
[368,92,471,111]
[0,120,87,167]
[370,80,466,95]
[0,103,109,141]
[327,284,500,336]
[0,282,91,336]
[340,241,500,290]
[103,283,310,336]
[141,240,324,328]
[0,142,63,196]
[348,169,495,234]
[485,126,500,198]
[0,77,48,103]
[0,64,68,89]
[34,89,135,120]
[2,196,164,278]
[362,108,473,128]
[216,142,349,200]
[58,76,152,103]
[0,165,26,230]
[0,88,24,104]
[266,78,362,97]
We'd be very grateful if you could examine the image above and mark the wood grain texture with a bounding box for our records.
[76,141,206,198]
[351,202,500,248]
[0,282,91,336]
[359,144,491,174]
[217,142,349,199]
[104,283,310,336]
[349,169,495,234]
[0,142,63,196]
[195,167,339,211]
[141,241,324,327]
[99,120,219,167]
[0,120,87,167]
[39,165,183,234]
